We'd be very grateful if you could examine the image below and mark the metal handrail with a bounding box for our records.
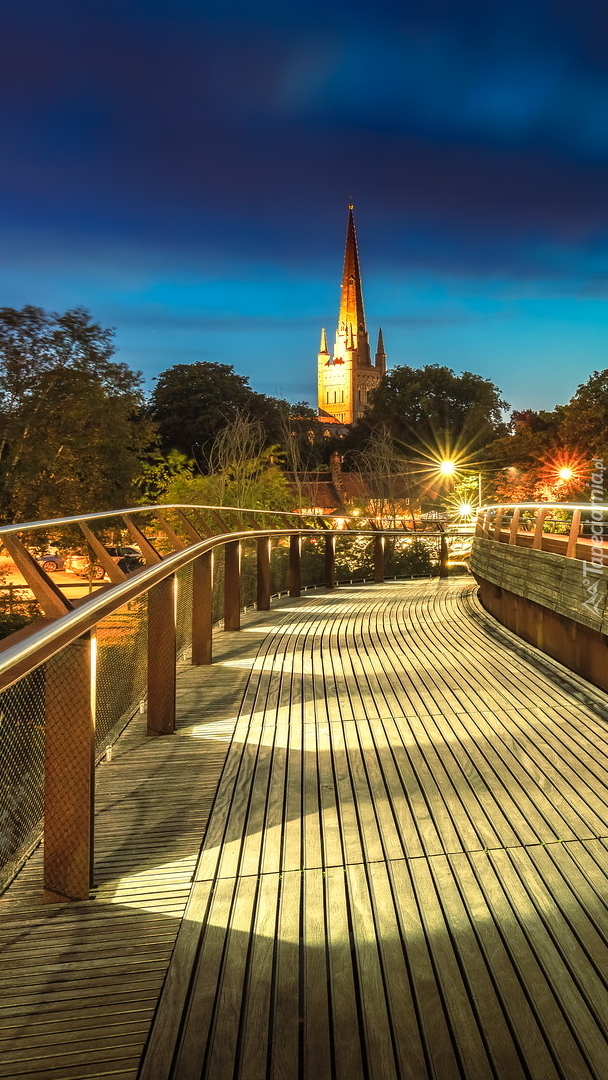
[0,524,434,692]
[477,502,608,513]
[0,503,320,537]
[0,527,296,689]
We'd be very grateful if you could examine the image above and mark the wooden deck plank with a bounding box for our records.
[302,869,332,1078]
[269,870,301,1080]
[345,862,399,1080]
[236,872,280,1080]
[324,864,367,1080]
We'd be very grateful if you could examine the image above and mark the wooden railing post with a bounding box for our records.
[289,535,301,597]
[482,511,492,539]
[475,512,484,537]
[532,508,548,551]
[509,507,521,545]
[257,536,271,611]
[224,540,242,630]
[192,551,213,665]
[325,533,336,589]
[374,533,385,582]
[147,575,176,734]
[44,630,96,902]
[492,509,505,541]
[567,509,582,559]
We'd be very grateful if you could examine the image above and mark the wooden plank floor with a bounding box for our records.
[4,581,608,1079]
[0,626,256,1080]
[139,580,608,1080]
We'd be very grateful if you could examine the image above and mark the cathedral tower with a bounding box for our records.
[318,206,386,424]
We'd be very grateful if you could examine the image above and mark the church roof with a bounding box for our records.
[338,205,367,343]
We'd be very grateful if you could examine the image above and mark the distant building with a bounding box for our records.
[287,451,373,515]
[317,205,386,426]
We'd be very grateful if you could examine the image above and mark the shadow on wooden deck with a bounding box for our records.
[3,582,608,1079]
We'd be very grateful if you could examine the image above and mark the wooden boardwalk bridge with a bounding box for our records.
[3,578,608,1079]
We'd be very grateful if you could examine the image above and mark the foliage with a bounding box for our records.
[0,612,37,640]
[488,401,592,503]
[0,306,154,521]
[281,402,330,470]
[385,538,435,578]
[136,449,195,504]
[348,425,416,519]
[350,364,507,460]
[149,361,290,462]
[159,412,294,512]
[557,370,608,459]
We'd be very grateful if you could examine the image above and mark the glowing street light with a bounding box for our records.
[457,502,475,518]
[439,460,457,476]
[557,466,573,481]
[435,456,483,508]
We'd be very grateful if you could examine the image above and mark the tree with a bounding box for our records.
[0,306,154,521]
[160,412,294,512]
[489,403,590,502]
[278,402,329,513]
[351,364,507,459]
[349,425,416,523]
[557,370,608,459]
[149,361,289,462]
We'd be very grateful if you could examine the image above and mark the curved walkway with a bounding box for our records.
[142,580,608,1080]
[3,580,608,1079]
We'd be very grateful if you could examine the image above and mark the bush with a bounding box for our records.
[0,613,37,641]
[386,538,435,578]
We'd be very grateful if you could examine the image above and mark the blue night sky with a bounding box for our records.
[3,0,608,413]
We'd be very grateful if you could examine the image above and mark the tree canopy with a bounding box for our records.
[149,361,290,462]
[352,364,508,459]
[0,306,154,521]
[158,412,293,512]
[488,378,603,503]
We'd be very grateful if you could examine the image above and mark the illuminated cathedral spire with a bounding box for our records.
[317,205,386,424]
[336,205,371,364]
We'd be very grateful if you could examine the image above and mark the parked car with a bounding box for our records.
[105,546,144,574]
[64,553,105,579]
[66,545,144,578]
[34,553,65,572]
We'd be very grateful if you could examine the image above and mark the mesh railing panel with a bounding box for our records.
[95,594,148,748]
[300,536,325,589]
[385,535,438,577]
[175,565,193,658]
[0,523,417,893]
[212,546,225,624]
[241,540,257,610]
[0,666,46,892]
[335,536,374,583]
[270,538,290,594]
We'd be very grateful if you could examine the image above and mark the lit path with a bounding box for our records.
[3,581,608,1078]
[141,580,608,1080]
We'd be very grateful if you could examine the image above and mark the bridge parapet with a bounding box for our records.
[471,502,608,696]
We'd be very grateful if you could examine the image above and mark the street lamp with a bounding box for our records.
[438,458,483,507]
